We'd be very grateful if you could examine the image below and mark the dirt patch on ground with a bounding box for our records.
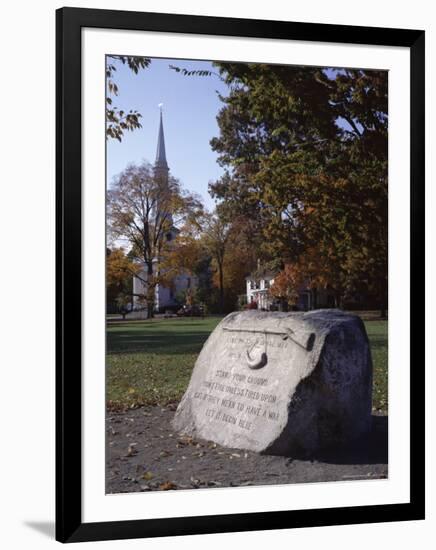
[106,405,388,494]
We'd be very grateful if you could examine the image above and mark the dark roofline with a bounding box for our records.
[245,271,277,281]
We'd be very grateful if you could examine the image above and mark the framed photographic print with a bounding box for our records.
[56,7,425,543]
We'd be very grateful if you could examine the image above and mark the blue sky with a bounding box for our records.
[106,59,357,211]
[106,58,229,211]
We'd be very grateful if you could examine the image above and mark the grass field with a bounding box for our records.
[106,316,388,413]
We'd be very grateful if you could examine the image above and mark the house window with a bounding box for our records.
[250,280,259,290]
[264,279,270,289]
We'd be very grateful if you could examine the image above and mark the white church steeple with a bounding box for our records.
[154,104,169,177]
[153,105,174,230]
[132,104,196,316]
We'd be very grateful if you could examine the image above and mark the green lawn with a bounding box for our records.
[365,320,388,413]
[106,317,223,410]
[106,316,388,413]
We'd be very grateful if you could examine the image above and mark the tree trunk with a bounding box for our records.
[311,287,318,310]
[146,261,154,319]
[218,262,224,314]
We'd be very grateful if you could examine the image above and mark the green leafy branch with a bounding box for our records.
[106,56,151,141]
[169,64,223,80]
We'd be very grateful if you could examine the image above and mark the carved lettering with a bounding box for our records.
[192,332,287,436]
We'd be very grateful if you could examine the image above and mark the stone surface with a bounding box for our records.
[172,310,373,456]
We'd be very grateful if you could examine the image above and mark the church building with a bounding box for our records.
[131,108,197,316]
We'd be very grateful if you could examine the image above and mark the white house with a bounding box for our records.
[245,264,336,311]
[131,109,197,316]
[245,267,277,310]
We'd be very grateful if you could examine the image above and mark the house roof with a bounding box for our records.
[245,268,277,281]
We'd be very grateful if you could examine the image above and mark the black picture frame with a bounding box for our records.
[56,6,425,543]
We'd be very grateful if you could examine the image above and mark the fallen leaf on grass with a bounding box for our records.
[177,435,198,447]
[142,471,153,480]
[190,476,201,488]
[159,450,172,457]
[127,443,138,456]
[159,481,178,491]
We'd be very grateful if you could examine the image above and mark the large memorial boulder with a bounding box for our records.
[172,310,373,456]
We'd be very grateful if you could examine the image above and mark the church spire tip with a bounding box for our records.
[155,105,168,169]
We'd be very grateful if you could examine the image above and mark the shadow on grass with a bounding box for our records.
[107,326,216,355]
[367,336,388,351]
[108,320,210,329]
